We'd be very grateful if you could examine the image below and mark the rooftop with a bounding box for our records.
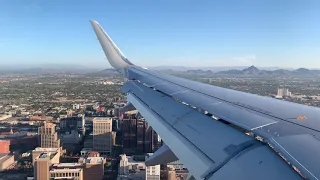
[0,140,10,142]
[85,157,104,164]
[0,153,12,163]
[52,163,83,168]
[127,156,145,163]
[38,152,57,160]
[0,154,8,158]
[87,151,99,156]
[92,117,112,122]
[44,122,55,128]
[33,147,59,152]
[50,168,82,173]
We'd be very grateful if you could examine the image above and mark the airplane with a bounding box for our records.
[90,20,320,180]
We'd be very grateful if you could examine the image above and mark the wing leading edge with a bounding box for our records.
[90,20,320,180]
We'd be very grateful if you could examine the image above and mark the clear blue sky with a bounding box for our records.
[1,0,320,69]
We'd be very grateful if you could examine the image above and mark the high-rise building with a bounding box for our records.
[148,128,162,153]
[122,118,160,154]
[93,118,112,155]
[112,131,117,146]
[119,154,129,175]
[38,123,60,148]
[136,119,147,153]
[112,118,120,131]
[277,88,292,97]
[60,115,85,134]
[145,153,160,180]
[61,130,83,153]
[114,108,120,117]
[122,119,137,151]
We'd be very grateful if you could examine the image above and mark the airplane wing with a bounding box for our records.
[90,20,320,180]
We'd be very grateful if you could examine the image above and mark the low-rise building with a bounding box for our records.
[80,148,93,156]
[33,146,105,180]
[119,154,146,175]
[117,171,145,180]
[166,167,176,180]
[50,163,84,180]
[145,153,160,180]
[167,160,185,170]
[79,157,105,180]
[0,153,14,171]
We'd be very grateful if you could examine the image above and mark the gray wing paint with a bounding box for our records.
[90,20,319,180]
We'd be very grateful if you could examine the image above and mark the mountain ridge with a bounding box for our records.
[216,65,320,76]
[95,66,320,76]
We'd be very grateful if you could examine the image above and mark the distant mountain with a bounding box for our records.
[242,65,261,75]
[148,66,283,72]
[293,68,316,75]
[217,66,320,76]
[186,69,213,74]
[270,69,291,76]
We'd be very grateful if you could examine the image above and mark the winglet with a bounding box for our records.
[90,20,133,74]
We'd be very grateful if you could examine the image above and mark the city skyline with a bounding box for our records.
[0,2,319,176]
[1,0,320,68]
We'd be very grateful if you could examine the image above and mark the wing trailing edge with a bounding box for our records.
[145,144,178,166]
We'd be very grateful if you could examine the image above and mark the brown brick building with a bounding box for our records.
[0,140,10,154]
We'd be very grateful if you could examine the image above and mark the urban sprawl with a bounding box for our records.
[0,67,319,180]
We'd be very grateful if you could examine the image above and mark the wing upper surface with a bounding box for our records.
[122,80,301,180]
[126,66,320,180]
[90,20,320,180]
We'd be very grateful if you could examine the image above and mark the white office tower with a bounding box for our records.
[93,118,112,155]
[119,154,129,175]
[145,153,160,180]
[277,88,291,97]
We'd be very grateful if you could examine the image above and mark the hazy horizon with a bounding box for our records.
[1,63,320,72]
